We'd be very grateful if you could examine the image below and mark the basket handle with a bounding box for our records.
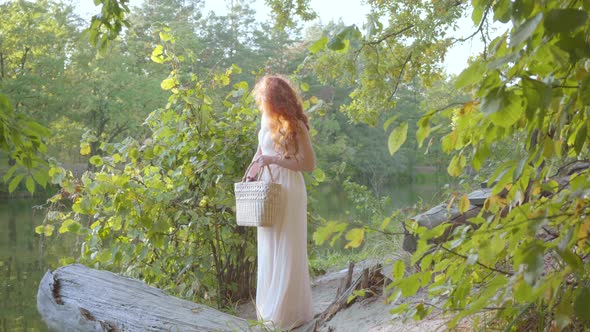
[241,162,275,183]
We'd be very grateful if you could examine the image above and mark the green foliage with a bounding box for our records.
[43,32,261,307]
[264,0,316,29]
[305,2,463,125]
[387,122,408,156]
[0,0,80,193]
[305,0,590,329]
[87,0,130,52]
[0,95,48,193]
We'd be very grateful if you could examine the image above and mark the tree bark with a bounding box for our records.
[37,264,250,332]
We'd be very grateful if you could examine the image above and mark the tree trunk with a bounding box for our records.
[37,264,250,332]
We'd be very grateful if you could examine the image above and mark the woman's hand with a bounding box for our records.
[256,154,278,167]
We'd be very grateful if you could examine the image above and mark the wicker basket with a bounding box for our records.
[234,164,284,227]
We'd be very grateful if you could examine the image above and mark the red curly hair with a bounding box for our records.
[254,75,310,157]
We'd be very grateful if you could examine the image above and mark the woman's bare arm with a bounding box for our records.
[257,122,315,172]
[246,145,263,179]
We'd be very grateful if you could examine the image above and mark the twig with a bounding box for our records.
[426,102,467,117]
[388,52,413,101]
[552,85,580,89]
[408,300,506,312]
[453,5,490,44]
[366,25,415,46]
[441,246,513,276]
[542,226,559,240]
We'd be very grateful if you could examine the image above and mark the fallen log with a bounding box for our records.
[403,188,492,252]
[37,264,250,332]
[403,160,590,253]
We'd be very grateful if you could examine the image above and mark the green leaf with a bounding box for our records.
[313,221,347,246]
[510,13,543,48]
[35,225,45,235]
[447,154,466,177]
[575,287,590,321]
[89,155,103,167]
[522,77,551,120]
[308,36,328,53]
[161,78,176,90]
[344,228,365,249]
[416,117,430,148]
[486,90,525,128]
[301,83,310,92]
[392,260,405,280]
[327,36,346,51]
[59,219,77,234]
[493,0,511,23]
[397,273,421,297]
[25,121,51,137]
[555,296,573,330]
[3,165,17,183]
[381,217,391,230]
[574,124,587,155]
[383,114,400,131]
[43,224,54,237]
[545,9,588,34]
[471,0,485,26]
[96,250,111,263]
[388,122,408,156]
[159,31,171,41]
[458,194,470,214]
[480,88,503,116]
[513,157,527,181]
[80,142,91,156]
[557,249,583,274]
[337,25,361,41]
[113,153,122,163]
[312,168,326,182]
[472,144,490,171]
[151,45,164,63]
[580,77,590,105]
[455,61,485,89]
[129,148,139,161]
[32,169,48,188]
[543,136,556,159]
[25,176,35,193]
[513,279,534,302]
[9,174,24,193]
[518,245,544,285]
[513,0,535,20]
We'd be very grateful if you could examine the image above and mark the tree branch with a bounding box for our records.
[0,52,4,79]
[452,5,490,44]
[108,123,128,143]
[366,25,415,46]
[388,51,413,101]
[20,46,31,72]
[441,246,513,276]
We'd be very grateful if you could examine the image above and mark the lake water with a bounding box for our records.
[0,175,445,331]
[0,198,60,332]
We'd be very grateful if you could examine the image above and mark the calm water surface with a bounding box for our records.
[0,198,73,332]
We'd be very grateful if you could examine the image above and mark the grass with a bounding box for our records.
[309,221,406,278]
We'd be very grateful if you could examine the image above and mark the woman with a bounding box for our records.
[247,75,315,330]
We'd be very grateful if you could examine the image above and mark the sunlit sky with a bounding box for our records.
[67,0,491,75]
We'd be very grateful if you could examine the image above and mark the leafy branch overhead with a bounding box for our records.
[303,0,590,329]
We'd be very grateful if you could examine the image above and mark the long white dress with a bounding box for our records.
[256,114,314,330]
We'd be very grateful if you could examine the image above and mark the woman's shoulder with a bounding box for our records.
[295,119,309,132]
